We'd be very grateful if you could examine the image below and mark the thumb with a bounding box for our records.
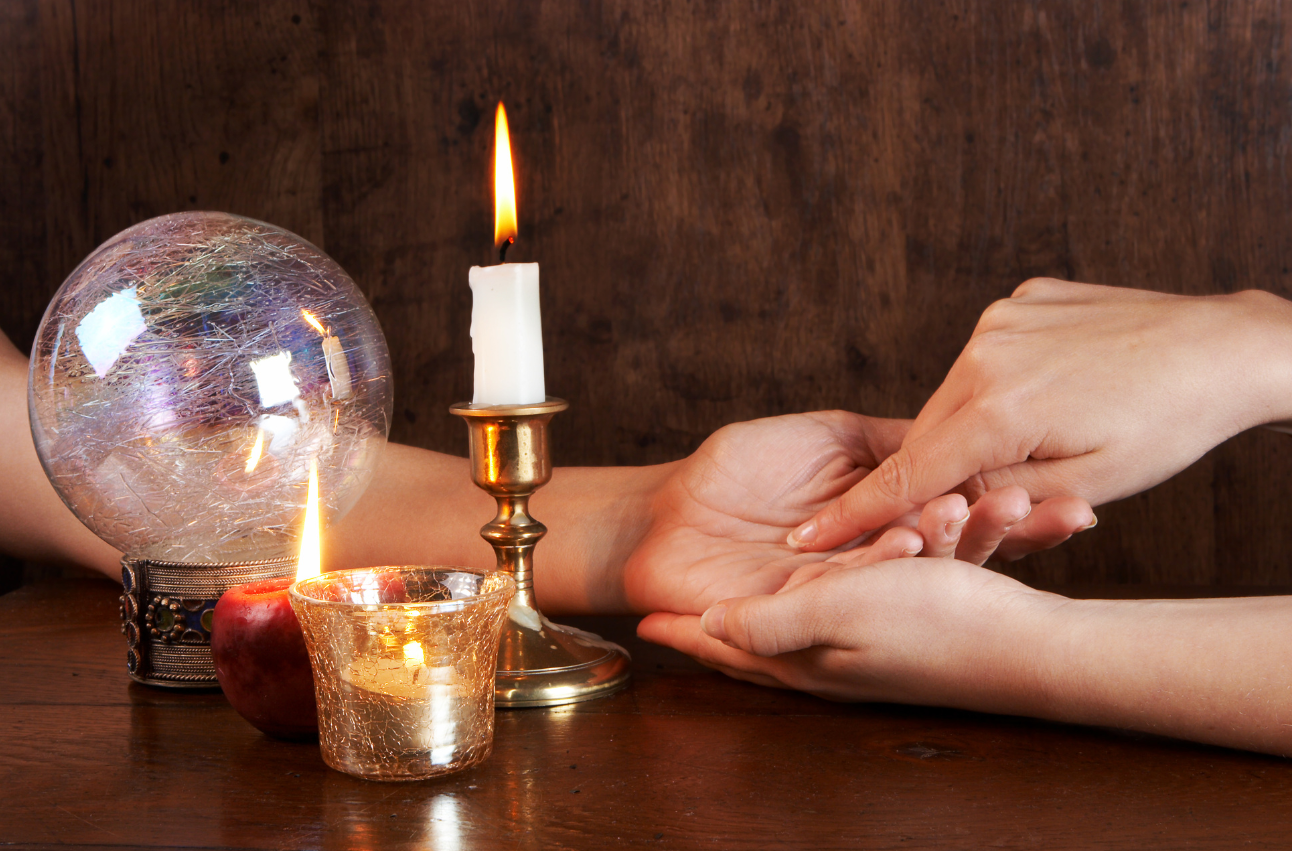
[701,583,841,658]
[791,405,1018,551]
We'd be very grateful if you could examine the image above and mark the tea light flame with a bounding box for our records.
[494,102,517,254]
[295,459,321,582]
[244,428,265,474]
[403,641,425,668]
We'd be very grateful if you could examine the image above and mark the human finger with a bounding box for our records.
[698,576,858,658]
[993,497,1096,561]
[914,493,971,559]
[826,526,923,566]
[636,612,792,688]
[954,485,1032,565]
[774,527,922,595]
[791,405,1031,552]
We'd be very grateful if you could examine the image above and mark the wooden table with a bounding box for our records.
[4,580,1292,850]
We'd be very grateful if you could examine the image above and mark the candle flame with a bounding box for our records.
[301,310,327,335]
[295,459,322,582]
[244,428,264,475]
[403,641,425,668]
[494,102,517,251]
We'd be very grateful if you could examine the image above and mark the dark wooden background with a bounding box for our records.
[2,0,1290,588]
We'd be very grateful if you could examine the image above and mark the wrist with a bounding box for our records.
[533,461,678,615]
[939,581,1076,718]
[872,567,1071,716]
[1219,289,1292,430]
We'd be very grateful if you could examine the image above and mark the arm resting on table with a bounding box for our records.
[643,558,1292,757]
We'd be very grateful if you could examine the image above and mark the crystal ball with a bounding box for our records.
[28,212,393,563]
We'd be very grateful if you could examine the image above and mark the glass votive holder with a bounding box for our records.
[289,566,515,781]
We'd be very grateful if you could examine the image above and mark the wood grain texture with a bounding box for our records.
[7,580,1292,850]
[1,2,1291,585]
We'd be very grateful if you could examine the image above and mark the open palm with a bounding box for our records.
[623,410,1094,617]
[623,411,908,615]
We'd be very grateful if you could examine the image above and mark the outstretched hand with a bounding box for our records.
[790,280,1292,553]
[622,410,1093,616]
[638,557,1054,704]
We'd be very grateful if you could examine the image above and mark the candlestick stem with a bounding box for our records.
[450,398,631,707]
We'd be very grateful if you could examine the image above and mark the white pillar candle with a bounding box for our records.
[468,261,545,405]
[321,334,353,400]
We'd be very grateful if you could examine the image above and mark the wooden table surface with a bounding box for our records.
[4,580,1292,850]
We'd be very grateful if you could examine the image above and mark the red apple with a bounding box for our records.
[211,576,318,740]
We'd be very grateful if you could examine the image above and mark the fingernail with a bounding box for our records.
[1080,516,1098,531]
[901,546,922,557]
[787,522,817,549]
[701,605,729,641]
[944,512,970,537]
[1009,504,1033,527]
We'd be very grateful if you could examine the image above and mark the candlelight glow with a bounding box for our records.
[244,428,264,474]
[493,102,517,251]
[403,640,425,668]
[301,310,327,335]
[295,459,321,582]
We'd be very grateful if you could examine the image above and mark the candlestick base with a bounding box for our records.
[119,554,297,688]
[495,602,632,708]
[451,398,631,708]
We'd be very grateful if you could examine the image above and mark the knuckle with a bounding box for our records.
[969,395,1013,433]
[1012,276,1060,298]
[974,298,1013,332]
[733,600,808,658]
[961,398,1035,469]
[960,472,991,502]
[958,333,1002,374]
[735,612,781,657]
[870,453,915,503]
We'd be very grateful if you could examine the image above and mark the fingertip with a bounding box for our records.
[795,502,868,552]
[866,526,924,563]
[996,485,1033,524]
[787,520,818,549]
[1046,496,1097,535]
[935,491,971,517]
[636,612,676,644]
[700,604,729,642]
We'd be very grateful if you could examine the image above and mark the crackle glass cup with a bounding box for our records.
[290,566,515,781]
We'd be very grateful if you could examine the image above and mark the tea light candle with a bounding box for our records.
[469,101,545,406]
[290,566,516,781]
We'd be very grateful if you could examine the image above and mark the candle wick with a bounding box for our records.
[498,237,514,264]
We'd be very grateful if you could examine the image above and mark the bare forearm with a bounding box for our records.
[532,461,677,614]
[1036,595,1292,754]
[1230,289,1292,431]
[326,442,671,615]
[0,334,122,578]
[960,591,1292,756]
[6,322,664,602]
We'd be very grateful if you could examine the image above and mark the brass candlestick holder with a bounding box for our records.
[450,397,631,707]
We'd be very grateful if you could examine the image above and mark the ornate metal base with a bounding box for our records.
[452,397,632,708]
[119,555,296,688]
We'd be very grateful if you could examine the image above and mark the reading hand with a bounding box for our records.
[789,280,1292,553]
